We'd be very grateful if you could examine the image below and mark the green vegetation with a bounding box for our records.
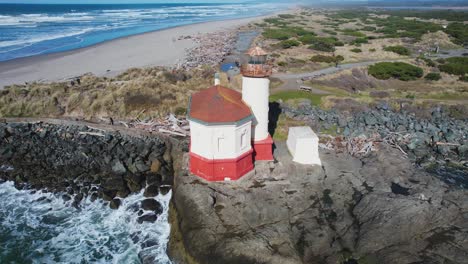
[387,10,468,22]
[341,29,366,37]
[277,61,288,67]
[383,46,411,56]
[369,48,376,52]
[278,14,295,19]
[270,90,325,106]
[350,37,369,46]
[368,62,424,81]
[279,39,301,49]
[421,57,436,67]
[375,17,442,40]
[310,55,344,64]
[424,72,442,81]
[263,27,314,40]
[438,57,468,76]
[301,36,342,52]
[361,26,376,31]
[322,29,337,35]
[350,48,362,53]
[444,22,468,46]
[459,75,468,82]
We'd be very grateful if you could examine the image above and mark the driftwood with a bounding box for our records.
[79,131,105,137]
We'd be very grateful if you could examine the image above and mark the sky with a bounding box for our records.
[0,0,287,3]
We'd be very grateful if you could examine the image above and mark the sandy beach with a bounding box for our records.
[0,15,268,89]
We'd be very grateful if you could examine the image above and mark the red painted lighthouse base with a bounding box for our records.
[189,149,254,181]
[253,134,274,161]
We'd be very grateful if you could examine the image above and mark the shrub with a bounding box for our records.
[438,57,468,76]
[299,35,335,45]
[421,57,436,67]
[369,48,376,52]
[341,29,367,37]
[322,29,337,35]
[309,42,335,52]
[425,72,442,81]
[350,48,362,53]
[368,62,424,81]
[383,45,411,56]
[302,36,340,52]
[436,58,446,64]
[361,26,376,31]
[277,61,288,67]
[310,55,344,63]
[262,29,293,40]
[279,39,301,49]
[459,75,468,82]
[278,14,295,19]
[351,37,369,45]
[444,22,468,45]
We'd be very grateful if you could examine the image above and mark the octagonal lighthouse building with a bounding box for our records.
[188,47,274,181]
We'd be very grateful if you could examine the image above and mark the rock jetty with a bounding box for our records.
[279,101,468,187]
[0,120,174,213]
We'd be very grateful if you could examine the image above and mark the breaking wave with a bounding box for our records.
[0,181,172,264]
[0,3,285,61]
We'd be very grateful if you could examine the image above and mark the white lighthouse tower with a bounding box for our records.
[241,47,274,161]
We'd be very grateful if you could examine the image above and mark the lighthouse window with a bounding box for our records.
[218,137,224,152]
[241,130,247,149]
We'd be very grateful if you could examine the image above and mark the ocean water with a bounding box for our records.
[0,181,172,264]
[0,3,284,62]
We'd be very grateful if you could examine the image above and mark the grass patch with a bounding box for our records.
[270,90,325,106]
[272,114,306,141]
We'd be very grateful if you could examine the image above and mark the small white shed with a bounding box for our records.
[287,126,321,166]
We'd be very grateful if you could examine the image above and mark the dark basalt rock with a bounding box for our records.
[144,185,159,197]
[137,213,158,224]
[0,121,173,207]
[141,199,163,214]
[109,198,121,210]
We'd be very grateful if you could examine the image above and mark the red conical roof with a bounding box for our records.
[188,85,253,124]
[246,46,268,56]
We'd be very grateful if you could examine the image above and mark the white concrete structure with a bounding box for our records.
[287,126,321,166]
[189,120,252,160]
[242,76,270,141]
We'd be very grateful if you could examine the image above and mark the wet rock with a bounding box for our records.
[141,199,163,214]
[159,186,171,196]
[109,198,121,210]
[137,213,158,224]
[144,185,159,197]
[111,160,127,175]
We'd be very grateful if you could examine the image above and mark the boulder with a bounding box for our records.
[141,199,163,214]
[138,213,158,224]
[144,185,159,197]
[109,198,121,209]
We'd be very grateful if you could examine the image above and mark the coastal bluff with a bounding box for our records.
[169,143,468,264]
[0,119,175,208]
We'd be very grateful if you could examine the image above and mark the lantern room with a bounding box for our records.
[241,47,272,78]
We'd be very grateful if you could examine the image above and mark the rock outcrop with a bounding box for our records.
[169,143,468,264]
[0,120,174,207]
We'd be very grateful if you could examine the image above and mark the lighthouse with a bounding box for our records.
[241,47,274,161]
[188,46,273,182]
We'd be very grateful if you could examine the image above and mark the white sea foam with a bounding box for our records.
[0,181,172,264]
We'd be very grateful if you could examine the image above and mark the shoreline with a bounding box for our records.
[0,13,279,89]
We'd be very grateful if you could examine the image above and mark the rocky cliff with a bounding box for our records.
[169,142,468,264]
